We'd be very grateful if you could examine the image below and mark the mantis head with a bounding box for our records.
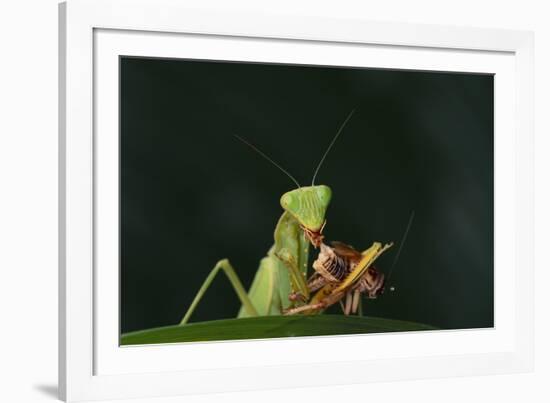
[280,185,331,247]
[235,109,355,247]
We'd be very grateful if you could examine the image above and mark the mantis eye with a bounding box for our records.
[281,194,293,208]
[315,185,332,206]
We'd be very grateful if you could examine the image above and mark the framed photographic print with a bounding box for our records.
[59,0,534,401]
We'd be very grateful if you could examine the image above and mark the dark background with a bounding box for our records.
[120,57,493,334]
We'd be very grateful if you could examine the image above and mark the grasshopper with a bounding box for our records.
[285,211,415,316]
[284,241,393,315]
[180,111,356,325]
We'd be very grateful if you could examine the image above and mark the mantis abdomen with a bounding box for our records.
[237,211,311,317]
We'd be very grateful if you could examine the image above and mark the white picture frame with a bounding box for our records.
[59,0,534,401]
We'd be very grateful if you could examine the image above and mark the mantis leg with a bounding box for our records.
[275,249,310,302]
[180,259,258,325]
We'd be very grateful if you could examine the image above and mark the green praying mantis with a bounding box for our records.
[180,110,399,325]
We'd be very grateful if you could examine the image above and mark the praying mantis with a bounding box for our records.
[180,110,399,325]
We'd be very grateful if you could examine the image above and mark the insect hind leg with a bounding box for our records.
[179,259,258,325]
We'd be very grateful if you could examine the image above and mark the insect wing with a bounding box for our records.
[330,241,363,262]
[334,242,393,293]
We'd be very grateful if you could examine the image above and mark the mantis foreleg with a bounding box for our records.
[180,259,258,325]
[273,212,311,310]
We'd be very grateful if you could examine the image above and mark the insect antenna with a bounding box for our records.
[385,210,415,286]
[311,109,356,185]
[234,135,301,188]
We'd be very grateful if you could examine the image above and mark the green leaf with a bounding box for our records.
[121,315,436,345]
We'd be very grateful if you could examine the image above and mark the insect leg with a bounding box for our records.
[344,292,353,315]
[180,259,258,325]
[275,249,310,302]
[284,288,346,315]
[351,289,361,314]
[339,300,346,312]
[283,301,327,315]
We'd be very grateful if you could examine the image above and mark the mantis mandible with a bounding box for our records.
[179,111,356,325]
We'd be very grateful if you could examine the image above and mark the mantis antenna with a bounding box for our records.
[311,109,356,186]
[386,210,415,285]
[234,134,301,189]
